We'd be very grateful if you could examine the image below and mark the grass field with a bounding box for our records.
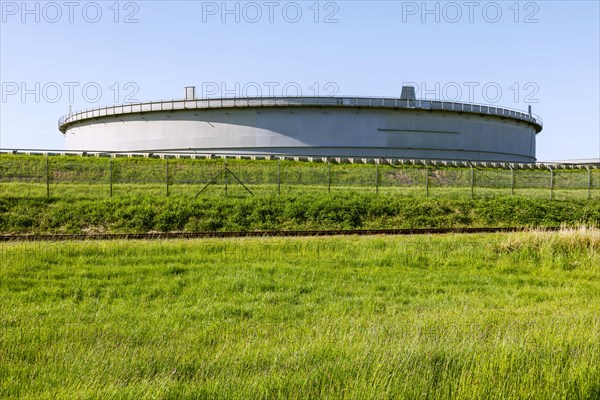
[1,230,599,399]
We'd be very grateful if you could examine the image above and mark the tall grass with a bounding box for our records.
[1,231,599,398]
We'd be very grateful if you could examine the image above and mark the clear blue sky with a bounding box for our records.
[1,0,598,161]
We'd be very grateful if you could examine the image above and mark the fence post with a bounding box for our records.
[109,157,113,198]
[469,162,474,199]
[549,166,554,200]
[277,158,281,196]
[375,161,379,194]
[327,159,331,193]
[166,158,169,197]
[586,166,591,200]
[45,153,50,198]
[224,157,228,197]
[425,165,429,197]
[510,166,515,195]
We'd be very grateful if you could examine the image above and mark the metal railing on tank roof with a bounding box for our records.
[58,96,543,133]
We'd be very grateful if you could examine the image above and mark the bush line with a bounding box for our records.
[1,193,599,234]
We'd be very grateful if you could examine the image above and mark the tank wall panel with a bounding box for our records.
[64,107,537,162]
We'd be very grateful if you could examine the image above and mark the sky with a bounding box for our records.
[1,0,599,161]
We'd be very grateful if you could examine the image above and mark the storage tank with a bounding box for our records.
[58,86,542,162]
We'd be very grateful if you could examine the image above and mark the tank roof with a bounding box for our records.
[59,95,543,134]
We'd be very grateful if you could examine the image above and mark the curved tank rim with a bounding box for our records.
[58,96,543,134]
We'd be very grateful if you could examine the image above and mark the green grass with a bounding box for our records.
[2,181,598,201]
[1,230,599,399]
[3,153,599,398]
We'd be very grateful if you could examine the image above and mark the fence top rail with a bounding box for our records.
[58,96,543,133]
[2,149,597,170]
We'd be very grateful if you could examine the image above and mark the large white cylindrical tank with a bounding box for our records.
[59,95,542,162]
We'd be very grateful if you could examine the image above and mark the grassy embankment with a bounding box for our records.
[0,194,599,234]
[2,154,598,234]
[1,153,598,200]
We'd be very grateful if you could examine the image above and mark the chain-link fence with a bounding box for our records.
[1,153,598,200]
